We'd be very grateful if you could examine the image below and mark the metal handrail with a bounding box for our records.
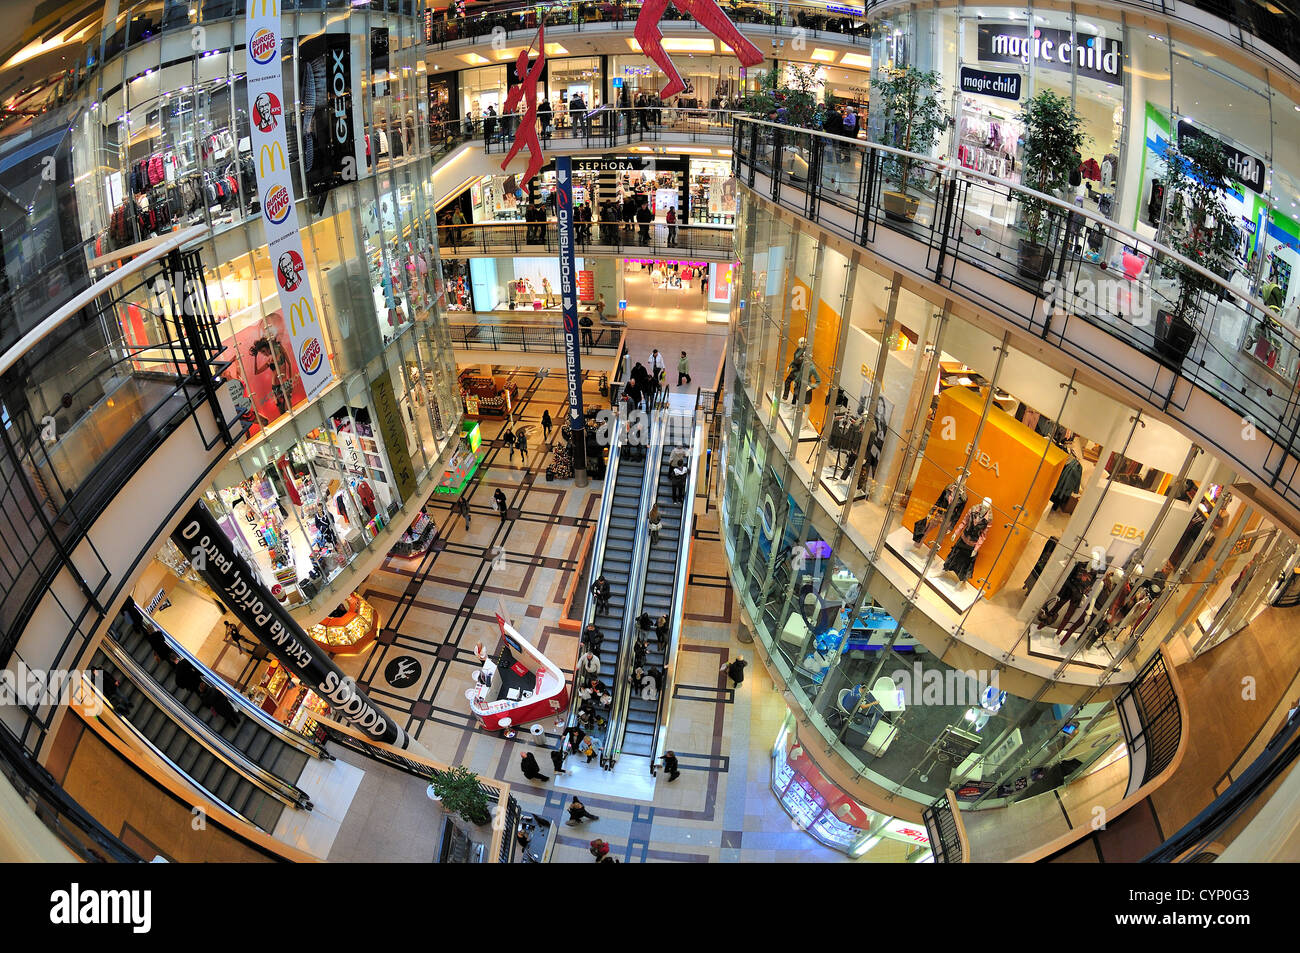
[647,413,702,775]
[445,320,622,353]
[602,401,669,769]
[79,672,265,833]
[0,224,209,378]
[124,601,330,762]
[558,414,624,748]
[97,637,313,815]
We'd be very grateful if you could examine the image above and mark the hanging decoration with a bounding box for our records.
[501,23,548,188]
[635,0,765,98]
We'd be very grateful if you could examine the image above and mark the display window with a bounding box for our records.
[687,157,736,225]
[307,592,382,653]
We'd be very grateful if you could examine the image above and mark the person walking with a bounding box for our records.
[595,293,607,323]
[666,206,678,246]
[454,495,471,531]
[589,838,611,860]
[567,796,600,824]
[516,428,529,464]
[721,655,748,686]
[541,409,553,442]
[493,487,508,523]
[649,348,666,380]
[538,97,553,141]
[677,351,691,387]
[519,751,549,782]
[700,271,708,298]
[661,750,680,781]
[648,503,662,546]
[550,748,567,775]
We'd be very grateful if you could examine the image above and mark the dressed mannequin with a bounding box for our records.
[943,497,993,587]
[1111,581,1161,640]
[781,337,808,401]
[1059,568,1111,645]
[862,396,889,481]
[1035,561,1095,632]
[1082,568,1124,647]
[912,480,968,548]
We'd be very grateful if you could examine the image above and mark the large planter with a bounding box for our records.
[1017,239,1051,280]
[1154,308,1196,369]
[882,189,919,223]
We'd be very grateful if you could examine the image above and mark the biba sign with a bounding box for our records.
[977,24,1123,85]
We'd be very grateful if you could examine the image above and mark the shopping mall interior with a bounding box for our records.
[1,0,1299,870]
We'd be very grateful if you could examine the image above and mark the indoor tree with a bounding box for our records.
[1016,89,1087,277]
[740,63,824,129]
[870,64,949,221]
[1154,133,1240,368]
[428,765,493,826]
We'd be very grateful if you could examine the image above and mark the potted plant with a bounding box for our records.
[1016,90,1087,278]
[1153,134,1239,370]
[870,65,949,222]
[428,765,493,826]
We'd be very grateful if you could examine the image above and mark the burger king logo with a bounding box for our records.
[298,336,323,375]
[264,184,291,225]
[250,28,278,65]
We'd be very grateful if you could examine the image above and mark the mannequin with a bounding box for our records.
[1059,568,1110,645]
[1082,568,1124,647]
[862,396,889,481]
[1112,581,1161,640]
[912,480,968,548]
[1035,561,1095,633]
[943,497,993,587]
[781,337,808,401]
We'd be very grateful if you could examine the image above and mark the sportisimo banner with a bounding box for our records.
[245,0,334,402]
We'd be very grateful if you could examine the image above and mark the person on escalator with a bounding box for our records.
[577,650,601,677]
[591,574,611,614]
[583,623,604,653]
[654,614,670,648]
[174,657,203,694]
[648,504,662,546]
[637,610,655,636]
[633,635,649,669]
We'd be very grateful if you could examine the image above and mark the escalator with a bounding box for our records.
[609,408,700,768]
[559,414,653,761]
[86,607,321,832]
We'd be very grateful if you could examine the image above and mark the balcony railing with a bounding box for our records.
[435,220,734,259]
[445,319,622,353]
[731,115,1300,516]
[425,0,870,49]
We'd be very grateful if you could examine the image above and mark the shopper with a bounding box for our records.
[516,428,529,462]
[454,495,471,531]
[654,613,669,648]
[661,750,680,781]
[580,313,595,350]
[632,634,648,669]
[541,409,553,441]
[721,655,747,686]
[666,206,678,246]
[583,623,604,653]
[538,97,553,140]
[637,610,655,636]
[596,293,607,322]
[519,751,549,782]
[670,462,688,503]
[493,487,508,523]
[636,200,653,243]
[646,665,664,697]
[648,503,662,546]
[700,272,708,297]
[550,748,567,775]
[649,348,665,379]
[589,838,611,860]
[677,350,691,387]
[591,574,611,614]
[577,649,601,677]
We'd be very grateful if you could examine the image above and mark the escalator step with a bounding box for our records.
[213,769,240,806]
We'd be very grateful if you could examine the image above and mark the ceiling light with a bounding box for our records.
[544,43,569,56]
[840,53,872,69]
[459,53,490,65]
[810,48,837,62]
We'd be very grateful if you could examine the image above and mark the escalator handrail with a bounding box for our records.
[98,637,312,813]
[559,414,624,741]
[125,600,330,761]
[79,673,268,834]
[648,415,703,775]
[603,404,670,768]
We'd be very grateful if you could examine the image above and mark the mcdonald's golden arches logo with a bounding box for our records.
[258,141,286,177]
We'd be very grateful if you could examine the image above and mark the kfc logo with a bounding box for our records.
[253,91,282,133]
[276,249,305,292]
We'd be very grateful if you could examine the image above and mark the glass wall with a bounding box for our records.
[868,0,1300,373]
[723,187,1297,807]
[53,2,462,609]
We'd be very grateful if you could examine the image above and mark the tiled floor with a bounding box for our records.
[322,366,864,862]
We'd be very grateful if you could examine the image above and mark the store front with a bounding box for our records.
[722,195,1298,805]
[870,1,1300,366]
[459,370,520,420]
[466,255,589,313]
[687,157,737,225]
